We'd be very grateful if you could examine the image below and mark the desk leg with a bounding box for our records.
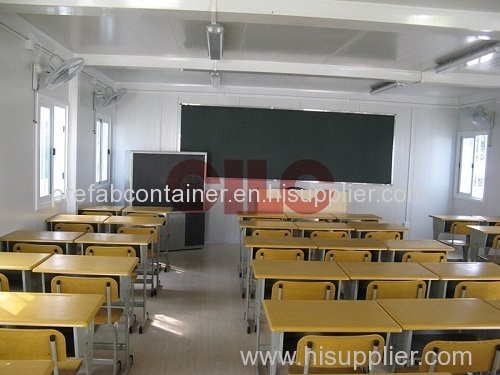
[21,270,32,292]
[344,280,358,300]
[391,330,413,365]
[138,244,149,334]
[256,277,265,352]
[74,320,95,375]
[469,230,487,262]
[269,331,284,375]
[337,281,342,300]
[432,218,444,240]
[244,247,252,334]
[119,275,132,368]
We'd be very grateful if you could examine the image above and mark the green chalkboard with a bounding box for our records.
[180,105,395,184]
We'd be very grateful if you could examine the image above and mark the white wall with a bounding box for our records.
[452,100,500,215]
[0,27,68,235]
[114,89,457,243]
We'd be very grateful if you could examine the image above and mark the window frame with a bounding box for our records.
[454,130,489,202]
[36,95,68,210]
[95,113,111,187]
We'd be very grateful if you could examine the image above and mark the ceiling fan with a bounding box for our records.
[99,86,128,108]
[32,54,85,90]
[460,105,495,128]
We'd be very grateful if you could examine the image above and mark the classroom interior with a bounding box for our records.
[0,1,500,374]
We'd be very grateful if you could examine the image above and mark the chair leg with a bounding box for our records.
[113,323,119,375]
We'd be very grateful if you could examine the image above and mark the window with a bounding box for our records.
[38,99,67,207]
[95,115,111,185]
[456,132,488,200]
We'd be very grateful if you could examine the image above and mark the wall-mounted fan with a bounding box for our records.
[99,86,128,108]
[33,54,85,90]
[461,105,495,146]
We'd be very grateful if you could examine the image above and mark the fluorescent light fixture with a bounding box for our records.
[209,71,221,87]
[435,42,500,73]
[369,81,406,95]
[206,22,224,60]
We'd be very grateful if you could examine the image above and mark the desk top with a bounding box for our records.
[263,300,402,333]
[0,252,52,271]
[338,262,439,280]
[348,222,409,232]
[45,214,110,224]
[419,262,500,280]
[0,360,54,375]
[0,230,84,243]
[285,212,335,220]
[243,236,315,249]
[78,204,126,212]
[237,211,287,219]
[105,215,165,226]
[33,254,138,276]
[378,298,500,330]
[429,214,482,222]
[252,260,349,280]
[377,239,454,252]
[0,292,104,327]
[467,225,500,235]
[122,206,173,214]
[473,215,500,223]
[293,221,354,231]
[334,213,382,222]
[311,238,387,251]
[238,220,296,230]
[74,232,153,246]
[485,299,500,310]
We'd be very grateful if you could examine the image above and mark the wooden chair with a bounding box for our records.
[418,339,500,373]
[309,231,348,239]
[289,334,385,374]
[54,223,94,233]
[13,243,63,254]
[252,229,291,237]
[81,210,113,216]
[438,221,478,261]
[126,213,159,217]
[402,252,446,263]
[477,234,500,264]
[271,281,335,300]
[255,248,304,261]
[0,273,9,291]
[325,250,372,262]
[51,276,123,374]
[366,280,427,300]
[365,231,401,240]
[453,281,500,299]
[117,226,159,296]
[0,328,82,375]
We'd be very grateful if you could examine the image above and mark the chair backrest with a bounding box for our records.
[419,339,500,373]
[365,231,401,240]
[85,245,137,257]
[453,281,500,299]
[402,252,446,263]
[252,229,291,237]
[495,222,500,226]
[309,231,348,239]
[0,327,69,361]
[54,223,94,233]
[366,280,427,300]
[51,276,119,303]
[294,334,384,372]
[325,250,371,262]
[249,218,280,222]
[117,226,158,243]
[13,243,63,254]
[255,248,304,261]
[450,221,477,236]
[0,273,9,292]
[81,211,113,216]
[271,281,335,300]
[493,235,500,249]
[126,213,159,217]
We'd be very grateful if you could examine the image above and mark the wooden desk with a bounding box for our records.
[334,213,382,222]
[263,300,402,375]
[428,214,483,240]
[468,225,500,261]
[485,299,500,310]
[378,298,500,359]
[420,262,500,298]
[376,239,454,262]
[33,254,138,367]
[78,204,125,215]
[293,221,354,237]
[74,233,152,334]
[0,360,54,375]
[0,292,104,375]
[45,214,110,232]
[473,215,500,225]
[122,206,173,215]
[285,212,335,221]
[338,262,439,299]
[237,211,287,220]
[348,222,409,239]
[0,252,52,291]
[311,238,387,261]
[238,220,296,231]
[251,259,349,347]
[0,230,84,254]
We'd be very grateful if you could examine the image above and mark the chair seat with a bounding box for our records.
[94,307,124,325]
[439,239,469,246]
[58,359,83,375]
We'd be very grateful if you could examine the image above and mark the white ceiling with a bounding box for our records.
[2,0,500,100]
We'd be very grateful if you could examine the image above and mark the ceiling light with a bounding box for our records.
[435,42,500,73]
[369,82,406,95]
[209,71,221,87]
[206,22,224,60]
